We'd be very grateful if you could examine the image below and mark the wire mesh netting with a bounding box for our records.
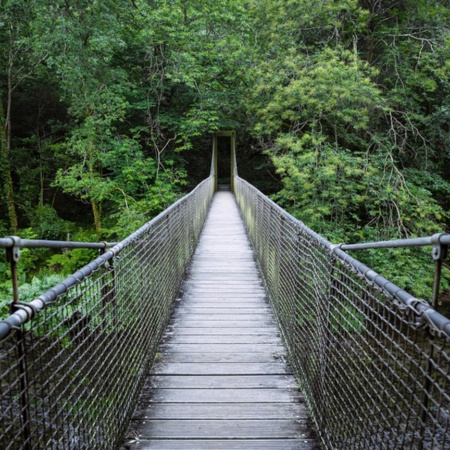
[235,175,450,450]
[0,176,214,450]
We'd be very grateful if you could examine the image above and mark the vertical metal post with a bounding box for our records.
[6,243,32,450]
[274,213,284,310]
[212,134,218,191]
[419,330,435,450]
[431,253,446,309]
[100,246,116,331]
[8,245,20,306]
[418,238,448,450]
[318,257,338,439]
[230,131,236,193]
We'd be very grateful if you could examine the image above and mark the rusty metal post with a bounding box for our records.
[6,241,32,450]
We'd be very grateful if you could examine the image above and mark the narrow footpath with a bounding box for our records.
[123,191,319,449]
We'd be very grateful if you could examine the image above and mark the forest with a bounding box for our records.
[1,0,450,307]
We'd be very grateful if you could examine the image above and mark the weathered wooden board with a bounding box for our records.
[166,334,281,344]
[165,327,278,336]
[123,439,319,450]
[159,344,285,353]
[176,299,268,305]
[175,307,270,315]
[181,292,267,298]
[123,191,318,449]
[148,388,302,403]
[152,362,291,375]
[172,314,270,321]
[170,320,276,328]
[149,375,296,389]
[129,419,311,439]
[133,402,306,419]
[157,352,286,363]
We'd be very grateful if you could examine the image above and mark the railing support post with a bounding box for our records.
[418,236,448,450]
[6,242,32,450]
[431,236,448,309]
[100,245,116,331]
[230,131,236,193]
[212,134,218,191]
[318,257,337,438]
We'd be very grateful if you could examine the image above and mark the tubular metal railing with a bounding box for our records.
[0,175,214,449]
[234,175,450,450]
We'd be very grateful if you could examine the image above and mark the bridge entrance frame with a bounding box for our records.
[212,130,236,192]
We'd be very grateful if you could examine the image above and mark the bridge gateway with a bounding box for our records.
[212,130,236,192]
[0,136,449,449]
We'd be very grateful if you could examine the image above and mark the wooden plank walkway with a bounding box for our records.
[122,191,319,450]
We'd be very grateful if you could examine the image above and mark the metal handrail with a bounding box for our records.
[0,237,117,250]
[339,233,450,251]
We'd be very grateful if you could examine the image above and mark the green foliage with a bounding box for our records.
[245,0,450,301]
[250,47,382,141]
[354,246,445,302]
[330,303,365,334]
[105,160,187,239]
[13,228,51,279]
[30,205,71,240]
[0,274,65,320]
[46,229,99,276]
[16,274,65,303]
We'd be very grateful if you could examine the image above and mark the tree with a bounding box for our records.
[0,0,48,232]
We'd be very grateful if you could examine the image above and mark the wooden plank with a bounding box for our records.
[177,302,269,307]
[179,299,268,305]
[186,283,262,288]
[181,292,267,298]
[183,288,266,294]
[175,308,270,315]
[128,419,310,439]
[149,375,297,389]
[170,320,276,329]
[190,266,258,272]
[152,362,291,375]
[124,439,319,450]
[173,314,270,321]
[189,275,260,281]
[185,281,264,287]
[158,352,286,363]
[148,388,302,403]
[189,273,260,278]
[165,327,278,336]
[174,299,272,314]
[166,335,281,345]
[159,343,284,353]
[132,402,306,419]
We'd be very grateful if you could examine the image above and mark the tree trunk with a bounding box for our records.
[0,100,18,233]
[92,201,102,238]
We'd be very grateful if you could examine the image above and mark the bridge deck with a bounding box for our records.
[123,191,319,449]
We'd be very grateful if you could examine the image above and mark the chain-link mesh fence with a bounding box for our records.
[0,176,214,450]
[235,175,450,450]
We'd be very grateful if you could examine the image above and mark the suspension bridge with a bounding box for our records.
[1,132,449,449]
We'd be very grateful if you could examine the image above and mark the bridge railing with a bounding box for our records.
[235,175,450,450]
[0,176,214,449]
